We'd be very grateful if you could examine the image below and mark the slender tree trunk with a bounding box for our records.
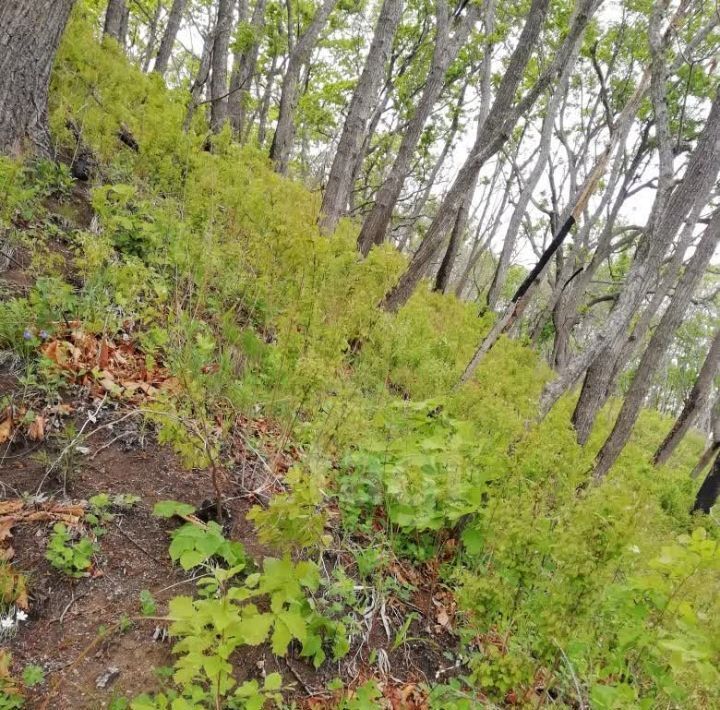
[210,0,235,133]
[319,0,404,233]
[142,3,163,72]
[692,453,720,514]
[653,329,720,466]
[591,208,720,480]
[433,195,468,293]
[184,10,216,130]
[394,77,472,253]
[486,71,570,309]
[154,0,187,77]
[269,0,339,173]
[228,0,267,138]
[535,84,720,414]
[0,0,76,157]
[383,0,598,313]
[356,0,480,255]
[257,52,280,146]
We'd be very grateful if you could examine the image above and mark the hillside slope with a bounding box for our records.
[0,9,719,709]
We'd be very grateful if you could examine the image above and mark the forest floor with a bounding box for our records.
[0,202,460,708]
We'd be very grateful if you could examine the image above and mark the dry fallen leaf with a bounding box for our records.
[0,415,12,444]
[27,414,46,441]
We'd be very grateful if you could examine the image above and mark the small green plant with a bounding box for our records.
[45,523,97,578]
[139,590,157,617]
[86,493,140,537]
[20,666,44,689]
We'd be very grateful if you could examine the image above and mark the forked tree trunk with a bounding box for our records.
[269,0,339,173]
[356,0,480,255]
[653,329,720,466]
[154,0,187,77]
[319,0,404,234]
[0,0,76,157]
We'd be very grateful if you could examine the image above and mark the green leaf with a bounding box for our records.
[153,500,196,518]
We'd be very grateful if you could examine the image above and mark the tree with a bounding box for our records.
[210,0,236,133]
[319,0,404,234]
[0,0,76,156]
[534,85,720,417]
[104,0,129,44]
[154,0,187,77]
[591,208,720,480]
[269,0,340,173]
[692,453,720,514]
[356,0,480,255]
[228,0,268,138]
[653,328,720,466]
[381,0,599,313]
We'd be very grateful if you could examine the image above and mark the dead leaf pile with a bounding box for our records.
[0,403,73,446]
[40,324,179,400]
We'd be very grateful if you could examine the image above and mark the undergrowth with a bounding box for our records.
[0,5,718,708]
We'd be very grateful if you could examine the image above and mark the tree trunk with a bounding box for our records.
[142,3,163,72]
[653,329,720,466]
[433,191,469,293]
[356,0,480,255]
[0,0,76,157]
[183,9,216,131]
[690,398,720,479]
[319,0,404,233]
[257,52,279,146]
[536,85,720,416]
[210,0,235,133]
[154,0,187,77]
[104,0,127,42]
[228,0,267,138]
[485,68,571,309]
[591,208,720,480]
[383,0,599,313]
[269,0,339,173]
[574,188,710,443]
[692,453,720,514]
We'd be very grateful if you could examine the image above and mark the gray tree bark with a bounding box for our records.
[210,0,236,132]
[536,82,720,417]
[653,328,720,466]
[154,0,187,77]
[0,0,76,157]
[383,0,599,314]
[319,0,404,234]
[591,207,720,481]
[356,0,480,255]
[183,9,216,130]
[269,0,339,173]
[257,51,280,146]
[104,0,128,42]
[228,0,267,138]
[689,396,720,479]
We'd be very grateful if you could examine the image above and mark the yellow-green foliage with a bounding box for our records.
[1,9,713,707]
